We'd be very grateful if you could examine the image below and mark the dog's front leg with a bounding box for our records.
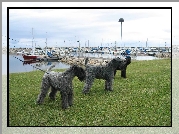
[121,68,126,78]
[105,79,113,91]
[82,75,95,94]
[61,92,69,109]
[114,69,117,76]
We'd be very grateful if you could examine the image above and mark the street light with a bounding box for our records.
[118,18,124,40]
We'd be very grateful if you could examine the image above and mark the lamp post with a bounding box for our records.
[118,18,124,41]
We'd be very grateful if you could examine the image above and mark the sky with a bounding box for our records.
[2,2,177,48]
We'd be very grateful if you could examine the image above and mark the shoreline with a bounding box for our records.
[7,58,171,75]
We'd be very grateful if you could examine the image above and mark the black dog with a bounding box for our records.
[114,56,131,78]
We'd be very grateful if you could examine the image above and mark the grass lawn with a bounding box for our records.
[9,59,171,126]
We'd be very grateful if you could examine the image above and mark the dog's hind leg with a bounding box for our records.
[37,85,50,104]
[68,89,73,107]
[49,86,58,100]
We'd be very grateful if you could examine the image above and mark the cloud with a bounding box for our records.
[2,2,174,48]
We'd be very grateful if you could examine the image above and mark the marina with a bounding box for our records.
[5,47,170,75]
[3,44,171,75]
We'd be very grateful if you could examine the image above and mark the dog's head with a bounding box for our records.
[109,57,123,68]
[115,56,131,70]
[125,56,131,65]
[72,65,86,81]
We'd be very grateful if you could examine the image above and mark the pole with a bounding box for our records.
[88,40,89,48]
[32,28,34,55]
[121,22,122,40]
[32,28,33,48]
[118,18,124,49]
[45,32,47,55]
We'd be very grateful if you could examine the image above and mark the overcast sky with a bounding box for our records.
[2,2,177,48]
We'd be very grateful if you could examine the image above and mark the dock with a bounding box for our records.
[37,56,62,61]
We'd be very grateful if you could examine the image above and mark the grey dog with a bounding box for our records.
[36,64,85,109]
[82,57,123,94]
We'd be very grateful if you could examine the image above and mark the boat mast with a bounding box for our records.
[46,32,47,54]
[32,28,33,47]
[32,28,34,55]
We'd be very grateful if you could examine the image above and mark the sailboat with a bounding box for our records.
[22,28,40,60]
[22,45,39,60]
[22,53,39,60]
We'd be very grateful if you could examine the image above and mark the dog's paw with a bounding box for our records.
[82,90,90,94]
[36,100,43,105]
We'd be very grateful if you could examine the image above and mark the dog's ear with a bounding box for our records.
[71,65,77,70]
[112,58,116,62]
[112,57,120,62]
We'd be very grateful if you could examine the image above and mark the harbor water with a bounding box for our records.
[3,53,159,75]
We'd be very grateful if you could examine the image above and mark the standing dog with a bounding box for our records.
[114,56,131,78]
[36,64,85,109]
[82,57,123,94]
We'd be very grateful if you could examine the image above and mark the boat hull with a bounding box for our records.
[22,54,38,60]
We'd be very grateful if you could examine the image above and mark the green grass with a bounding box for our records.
[9,59,171,126]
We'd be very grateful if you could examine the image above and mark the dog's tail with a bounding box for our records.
[84,57,89,66]
[46,64,55,73]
